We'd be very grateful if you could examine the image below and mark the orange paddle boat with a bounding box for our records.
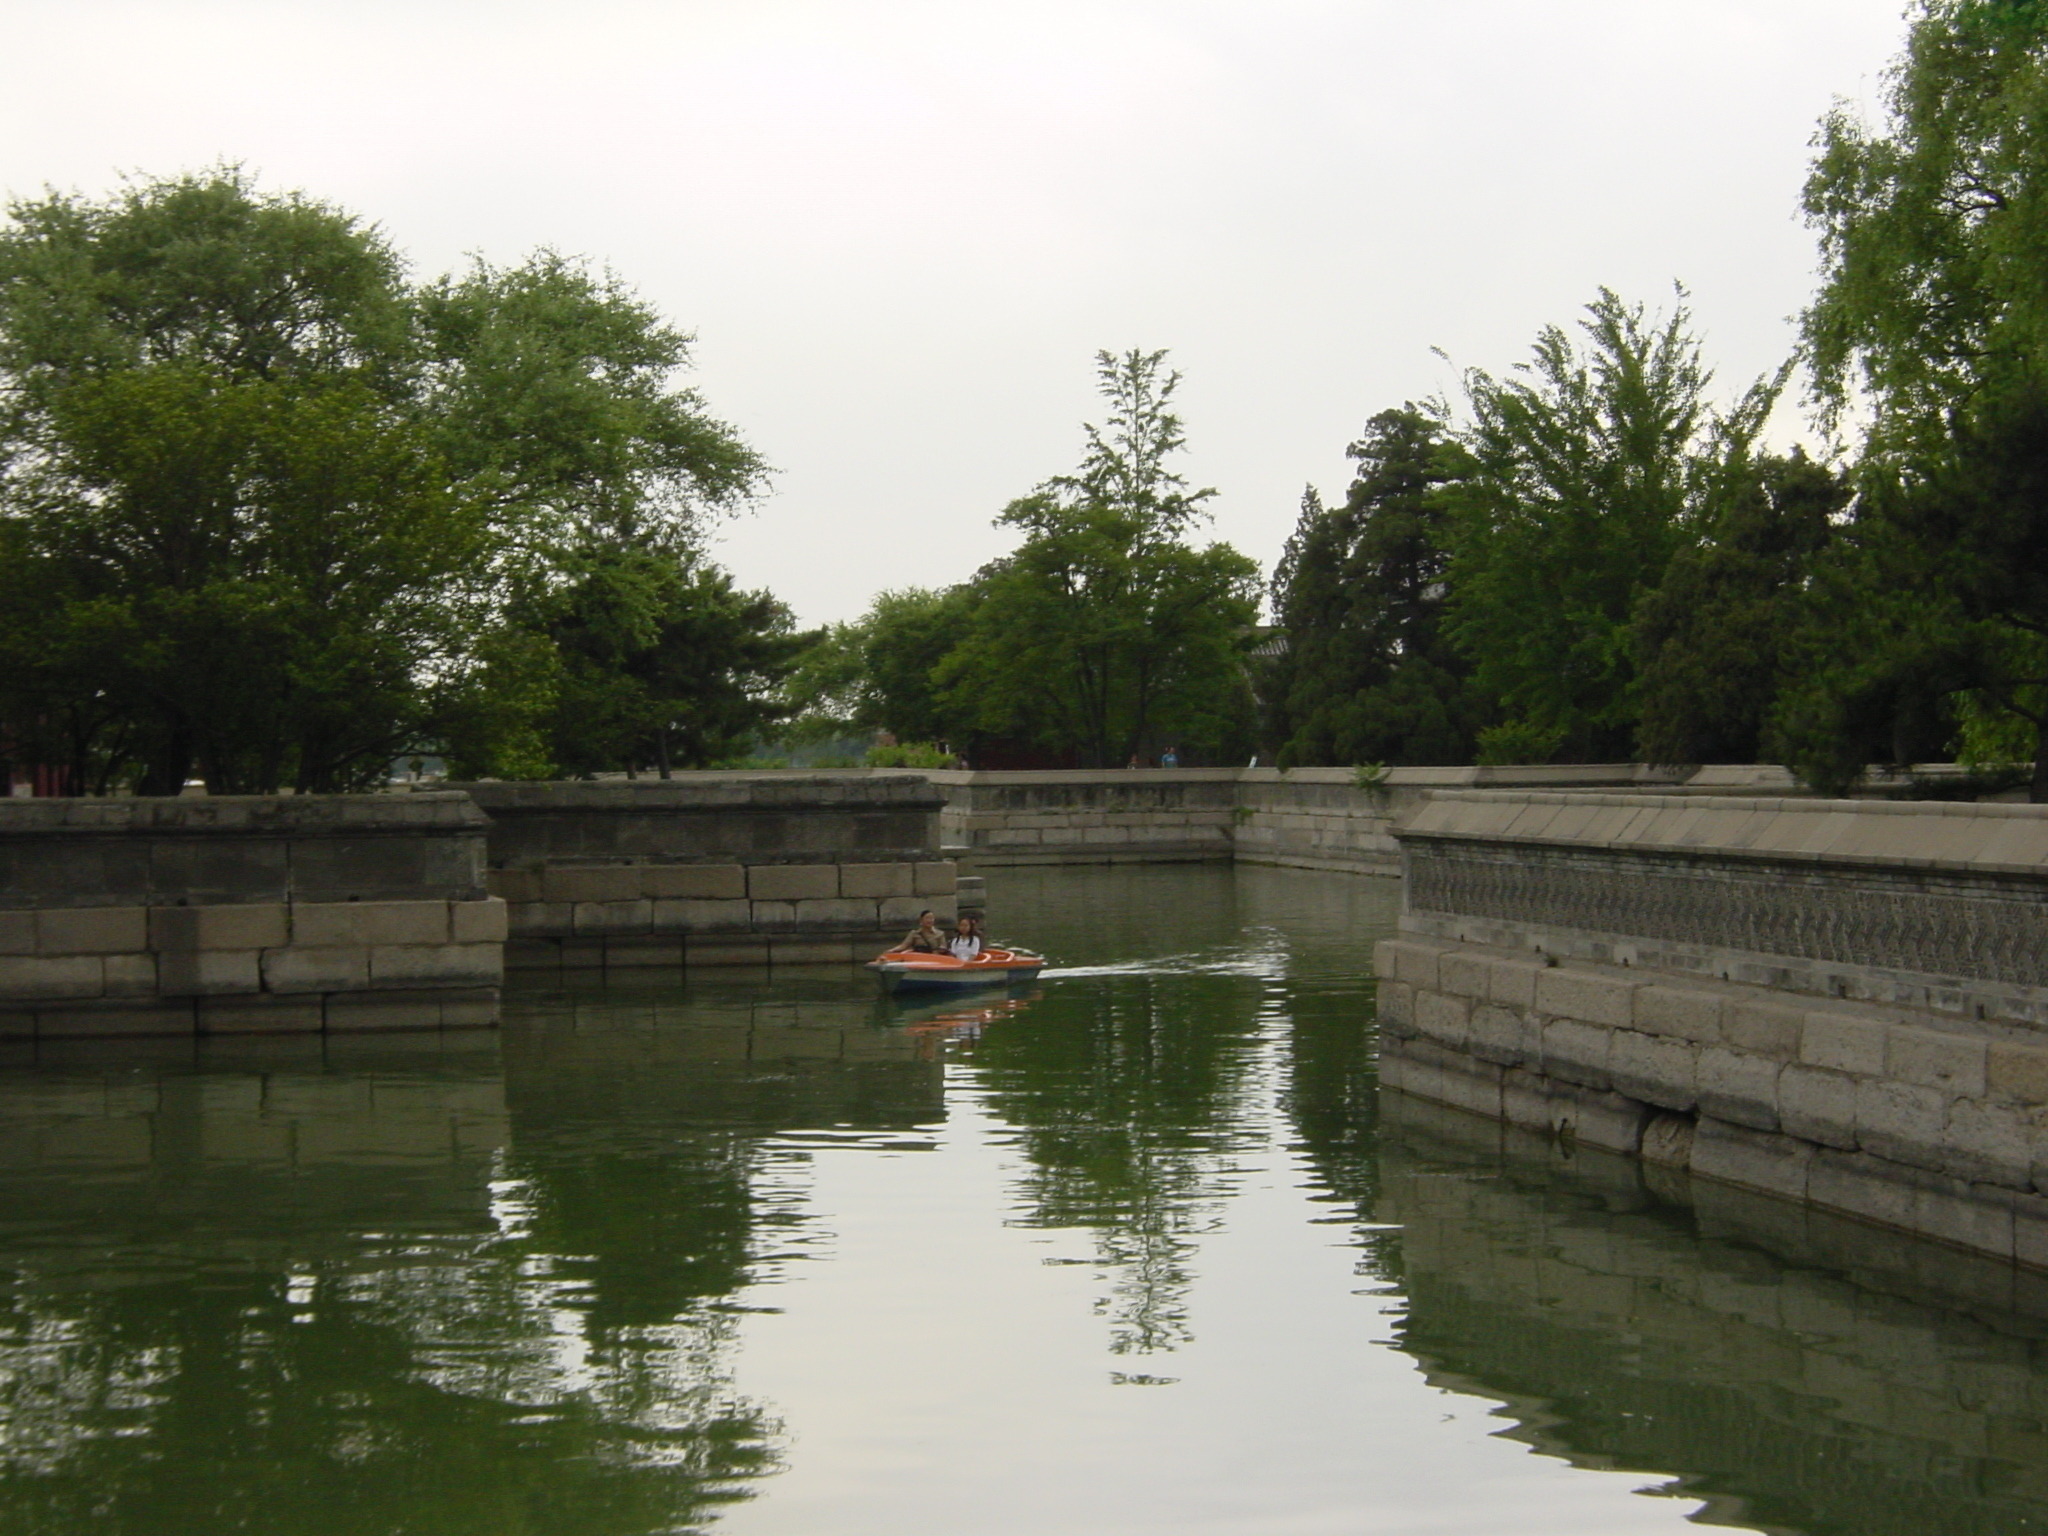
[866,945,1046,995]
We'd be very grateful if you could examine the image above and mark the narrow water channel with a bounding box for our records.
[4,865,2048,1533]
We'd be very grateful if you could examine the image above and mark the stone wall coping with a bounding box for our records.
[1394,789,2048,878]
[448,776,943,810]
[0,792,487,836]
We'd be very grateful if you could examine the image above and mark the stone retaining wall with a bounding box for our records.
[1381,790,2048,1266]
[0,794,503,1039]
[451,777,956,969]
[910,763,1692,871]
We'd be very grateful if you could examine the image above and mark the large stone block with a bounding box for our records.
[644,864,747,899]
[1990,1040,2048,1106]
[320,991,449,1032]
[1466,1003,1539,1069]
[292,899,452,948]
[1943,1097,2036,1189]
[1854,1076,1950,1169]
[1379,941,1443,990]
[771,938,857,965]
[485,868,543,903]
[261,945,370,994]
[540,866,643,905]
[572,899,653,935]
[1634,985,1725,1045]
[1776,1063,1858,1149]
[35,906,148,955]
[1375,980,1416,1034]
[1607,1028,1697,1111]
[1540,1017,1613,1090]
[748,864,839,901]
[792,898,884,929]
[1724,1001,1803,1063]
[156,949,261,997]
[879,895,957,927]
[914,860,958,896]
[1801,1012,1888,1077]
[1535,967,1637,1029]
[1485,955,1544,1010]
[36,1001,193,1037]
[1691,1116,1813,1203]
[1887,1024,1988,1097]
[1695,1046,1781,1132]
[196,994,324,1033]
[1413,990,1470,1051]
[101,953,159,997]
[1436,950,1493,1001]
[367,942,502,989]
[650,897,752,933]
[150,903,290,952]
[450,898,508,944]
[839,862,917,899]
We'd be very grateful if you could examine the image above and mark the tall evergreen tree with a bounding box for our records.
[1267,406,1477,766]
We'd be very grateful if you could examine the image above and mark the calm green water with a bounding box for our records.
[5,864,2048,1533]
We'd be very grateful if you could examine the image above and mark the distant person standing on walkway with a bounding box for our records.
[1160,746,1179,767]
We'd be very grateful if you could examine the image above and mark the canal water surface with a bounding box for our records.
[5,865,2048,1533]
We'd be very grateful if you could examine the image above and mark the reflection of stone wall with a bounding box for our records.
[0,1048,509,1244]
[452,778,957,969]
[1383,790,2048,1268]
[0,795,503,1038]
[1379,1093,2048,1532]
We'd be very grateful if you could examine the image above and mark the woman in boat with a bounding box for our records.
[946,914,984,961]
[899,910,948,953]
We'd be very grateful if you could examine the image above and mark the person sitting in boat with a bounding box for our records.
[946,914,984,961]
[899,910,948,952]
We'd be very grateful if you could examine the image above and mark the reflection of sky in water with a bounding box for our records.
[2,865,2047,1533]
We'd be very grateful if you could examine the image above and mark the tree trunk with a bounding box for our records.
[135,723,193,797]
[2032,714,2048,804]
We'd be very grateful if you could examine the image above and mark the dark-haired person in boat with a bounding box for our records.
[899,910,947,952]
[946,914,984,961]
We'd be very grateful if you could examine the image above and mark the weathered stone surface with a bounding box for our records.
[1466,1003,1538,1068]
[1801,1013,1889,1077]
[643,864,748,899]
[1942,1096,2035,1188]
[1887,1024,1988,1098]
[838,863,916,899]
[572,899,653,935]
[1724,1001,1803,1062]
[1535,968,1637,1029]
[1691,1116,1813,1203]
[747,864,838,901]
[1540,1018,1613,1090]
[156,949,260,997]
[1414,990,1471,1051]
[792,898,884,929]
[450,898,509,944]
[650,897,752,934]
[914,861,958,896]
[1485,955,1544,1010]
[293,900,451,948]
[541,866,642,905]
[1607,1028,1697,1111]
[35,906,148,955]
[1989,1039,2048,1106]
[1375,980,1416,1033]
[1634,985,1724,1044]
[367,942,502,989]
[150,903,290,953]
[1854,1076,1949,1168]
[1776,1064,1857,1150]
[1696,1046,1781,1132]
[261,946,370,994]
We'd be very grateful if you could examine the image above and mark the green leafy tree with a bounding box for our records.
[1443,288,1783,764]
[0,169,774,793]
[1798,0,2048,796]
[1267,406,1479,766]
[0,171,476,792]
[938,350,1260,766]
[1632,452,1850,766]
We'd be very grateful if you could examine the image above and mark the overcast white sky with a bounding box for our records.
[1,1,1909,625]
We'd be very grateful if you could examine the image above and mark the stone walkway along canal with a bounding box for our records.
[2,864,2047,1533]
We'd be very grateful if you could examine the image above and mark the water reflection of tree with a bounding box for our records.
[969,974,1268,1354]
[1275,970,1402,1287]
[0,1082,785,1535]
